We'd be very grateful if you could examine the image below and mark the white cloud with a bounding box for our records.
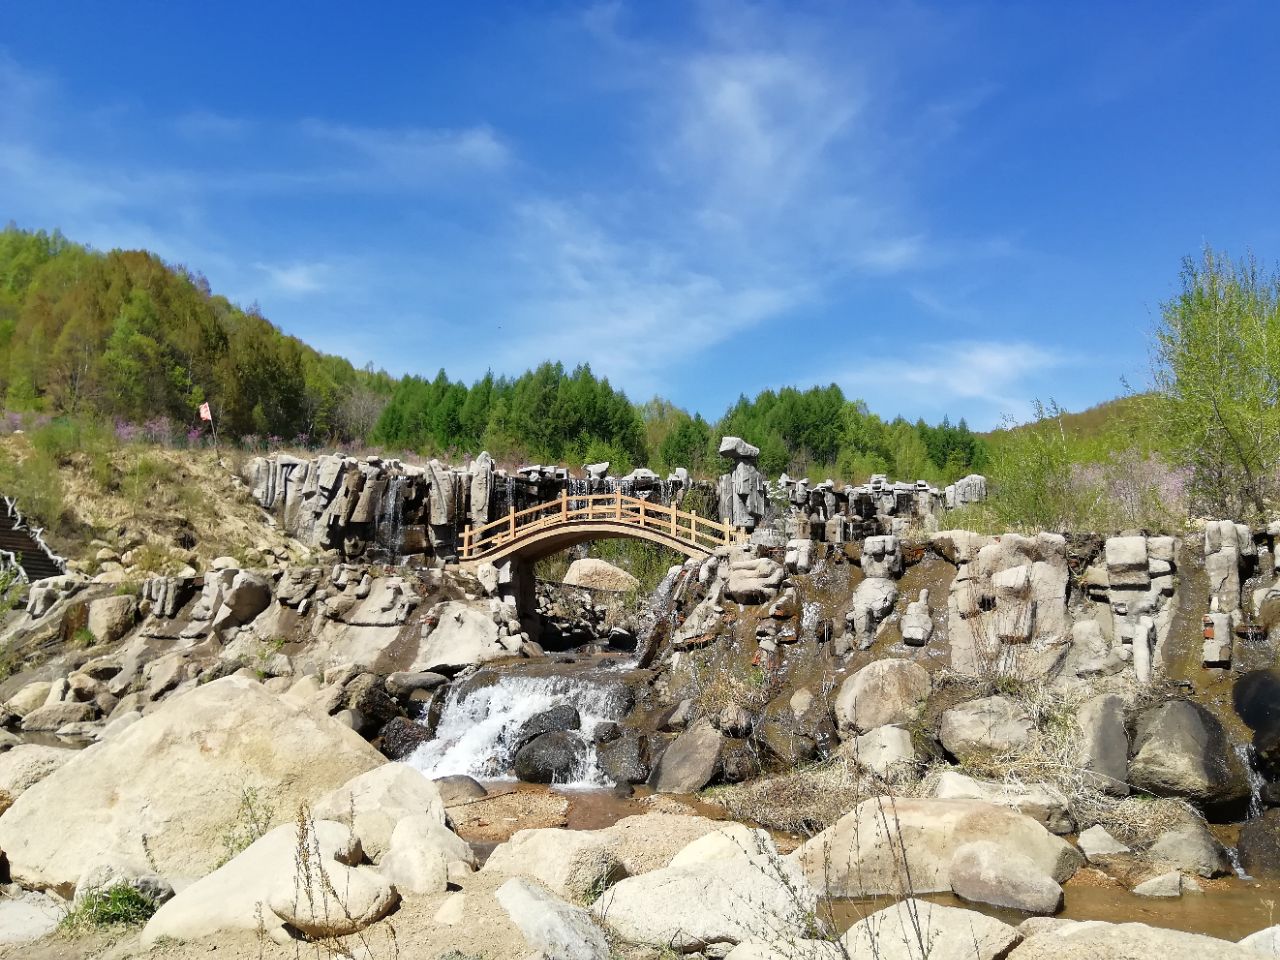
[253,260,330,296]
[838,340,1072,427]
[301,121,511,184]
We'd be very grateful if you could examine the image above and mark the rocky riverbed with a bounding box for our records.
[5,453,1280,958]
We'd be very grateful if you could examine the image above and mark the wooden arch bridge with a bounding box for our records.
[460,490,741,564]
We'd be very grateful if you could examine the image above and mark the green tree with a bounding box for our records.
[1151,247,1280,518]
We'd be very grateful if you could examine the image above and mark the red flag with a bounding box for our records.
[199,402,212,422]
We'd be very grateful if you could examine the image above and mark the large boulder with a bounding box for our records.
[379,814,474,895]
[142,819,366,945]
[412,601,507,673]
[939,696,1033,762]
[1128,700,1249,809]
[794,798,1082,897]
[1010,920,1259,959]
[834,659,930,735]
[949,840,1063,914]
[841,898,1020,960]
[497,877,611,960]
[563,558,640,593]
[516,704,582,748]
[1238,809,1280,878]
[1147,821,1231,878]
[0,676,383,895]
[221,570,273,625]
[591,835,817,952]
[514,731,588,784]
[4,681,52,717]
[311,762,447,862]
[87,594,137,645]
[483,828,623,900]
[648,717,724,792]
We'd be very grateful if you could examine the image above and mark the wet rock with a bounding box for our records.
[1128,700,1248,810]
[1147,821,1231,878]
[1234,669,1280,778]
[1133,870,1183,897]
[598,732,649,784]
[834,659,930,735]
[949,840,1064,915]
[592,721,621,743]
[343,673,403,732]
[1238,809,1280,878]
[720,738,759,783]
[516,704,582,749]
[378,716,433,760]
[514,731,587,784]
[1077,693,1130,796]
[939,695,1033,763]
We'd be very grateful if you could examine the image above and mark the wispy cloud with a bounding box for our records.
[302,120,511,184]
[838,340,1073,427]
[253,260,330,296]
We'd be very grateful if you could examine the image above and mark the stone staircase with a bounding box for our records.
[0,497,65,582]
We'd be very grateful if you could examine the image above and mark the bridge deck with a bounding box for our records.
[460,490,738,562]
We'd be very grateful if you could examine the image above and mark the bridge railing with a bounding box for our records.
[460,490,737,561]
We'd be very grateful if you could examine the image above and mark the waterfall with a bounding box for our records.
[405,672,630,788]
[378,476,406,560]
[1237,743,1266,820]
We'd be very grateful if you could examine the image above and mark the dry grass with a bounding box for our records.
[706,758,872,837]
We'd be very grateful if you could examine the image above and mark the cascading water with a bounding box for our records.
[1237,743,1266,820]
[406,672,630,788]
[377,475,406,561]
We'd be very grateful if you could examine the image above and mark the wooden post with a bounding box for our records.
[462,526,470,558]
[639,502,646,528]
[690,509,697,544]
[508,506,516,540]
[561,489,568,519]
[670,505,677,535]
[615,489,622,521]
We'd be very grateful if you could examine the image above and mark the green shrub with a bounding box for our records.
[59,884,158,933]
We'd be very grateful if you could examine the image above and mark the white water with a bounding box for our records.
[406,672,630,788]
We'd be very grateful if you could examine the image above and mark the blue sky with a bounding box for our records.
[3,1,1278,429]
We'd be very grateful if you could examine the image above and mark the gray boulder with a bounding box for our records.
[221,571,272,625]
[1147,821,1231,878]
[514,731,587,784]
[1128,700,1248,808]
[949,840,1063,915]
[517,704,582,748]
[649,718,723,793]
[939,695,1033,762]
[841,898,1019,960]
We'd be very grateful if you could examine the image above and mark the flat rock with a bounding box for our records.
[931,771,1072,834]
[950,840,1063,915]
[1078,825,1129,861]
[939,696,1033,762]
[1012,920,1260,959]
[648,717,723,793]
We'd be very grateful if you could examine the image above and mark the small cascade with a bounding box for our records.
[635,564,690,665]
[1227,843,1254,881]
[377,475,406,561]
[1237,743,1266,820]
[406,672,630,788]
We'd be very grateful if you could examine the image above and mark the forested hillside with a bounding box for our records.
[0,228,393,442]
[0,225,987,484]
